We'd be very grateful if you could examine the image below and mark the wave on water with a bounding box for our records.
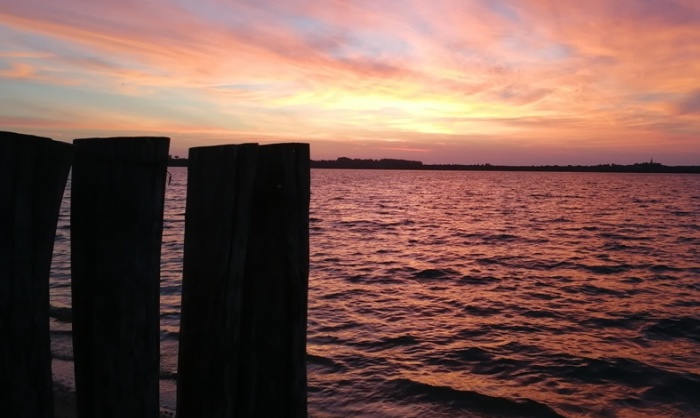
[644,316,700,342]
[49,305,72,323]
[386,378,565,418]
[413,268,461,280]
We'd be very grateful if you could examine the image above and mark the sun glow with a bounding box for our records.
[1,0,699,164]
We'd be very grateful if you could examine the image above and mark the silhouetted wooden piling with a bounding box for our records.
[177,143,310,418]
[70,137,169,418]
[0,131,73,418]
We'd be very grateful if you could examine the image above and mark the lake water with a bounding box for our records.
[49,168,700,417]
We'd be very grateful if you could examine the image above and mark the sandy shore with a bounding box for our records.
[53,383,175,418]
[51,348,177,417]
[53,385,76,418]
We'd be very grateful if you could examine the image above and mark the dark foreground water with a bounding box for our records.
[50,168,700,417]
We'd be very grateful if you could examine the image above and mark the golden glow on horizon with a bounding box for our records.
[0,1,699,164]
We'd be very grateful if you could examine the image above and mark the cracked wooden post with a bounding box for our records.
[177,143,310,418]
[70,137,169,418]
[0,131,73,418]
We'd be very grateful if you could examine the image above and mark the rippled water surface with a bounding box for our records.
[50,168,700,417]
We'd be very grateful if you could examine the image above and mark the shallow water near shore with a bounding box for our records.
[50,168,700,417]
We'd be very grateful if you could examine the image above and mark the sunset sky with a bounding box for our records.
[1,0,699,164]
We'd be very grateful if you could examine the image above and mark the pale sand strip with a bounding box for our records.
[52,358,176,417]
[53,385,175,418]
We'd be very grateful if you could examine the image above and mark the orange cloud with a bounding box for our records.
[0,61,34,78]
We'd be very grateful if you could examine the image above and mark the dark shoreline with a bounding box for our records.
[168,158,700,174]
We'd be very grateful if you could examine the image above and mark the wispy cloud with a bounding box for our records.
[674,90,700,115]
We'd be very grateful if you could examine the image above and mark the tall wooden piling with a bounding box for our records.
[176,144,258,417]
[70,137,169,418]
[239,143,310,417]
[0,131,73,418]
[177,143,310,418]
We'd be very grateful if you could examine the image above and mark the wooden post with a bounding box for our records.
[177,143,310,418]
[0,131,73,418]
[176,144,258,417]
[239,143,310,417]
[70,137,169,418]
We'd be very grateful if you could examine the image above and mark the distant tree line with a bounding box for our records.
[311,157,423,169]
[421,161,700,173]
[310,159,700,173]
[168,156,699,173]
[167,155,188,167]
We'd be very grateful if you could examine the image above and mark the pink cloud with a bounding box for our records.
[674,90,700,115]
[0,61,34,78]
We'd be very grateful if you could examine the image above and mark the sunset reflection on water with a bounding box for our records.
[305,170,700,417]
[49,168,700,417]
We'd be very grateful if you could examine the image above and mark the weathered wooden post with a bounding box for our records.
[239,143,310,417]
[0,131,73,418]
[177,143,310,418]
[176,144,258,417]
[70,137,169,418]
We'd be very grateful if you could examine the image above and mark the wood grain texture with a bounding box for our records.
[177,143,309,418]
[70,137,169,418]
[0,131,73,418]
